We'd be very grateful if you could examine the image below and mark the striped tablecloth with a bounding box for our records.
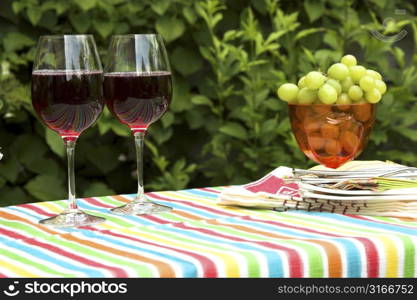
[0,187,416,278]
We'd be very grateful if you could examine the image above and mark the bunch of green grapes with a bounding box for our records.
[277,55,387,105]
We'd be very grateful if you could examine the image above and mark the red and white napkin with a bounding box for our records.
[217,161,417,218]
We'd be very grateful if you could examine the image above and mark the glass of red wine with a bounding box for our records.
[103,34,172,215]
[31,35,105,227]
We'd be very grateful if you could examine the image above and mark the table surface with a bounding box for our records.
[0,186,416,278]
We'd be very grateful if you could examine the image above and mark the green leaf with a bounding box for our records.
[24,175,65,201]
[87,145,119,173]
[294,28,325,41]
[93,19,114,38]
[27,7,43,25]
[183,7,197,24]
[171,46,203,75]
[219,122,248,140]
[45,130,65,157]
[3,33,35,52]
[151,0,171,15]
[161,111,174,128]
[12,2,24,14]
[69,13,91,33]
[11,134,48,168]
[110,119,130,136]
[304,0,325,22]
[156,17,185,43]
[171,77,191,112]
[83,182,115,197]
[191,95,212,106]
[0,187,31,207]
[74,0,97,11]
[0,157,20,183]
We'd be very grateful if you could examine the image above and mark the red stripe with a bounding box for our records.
[200,188,221,194]
[0,227,128,277]
[86,227,218,277]
[353,237,379,277]
[0,273,6,278]
[147,193,238,217]
[83,197,114,209]
[172,222,303,277]
[141,215,171,224]
[18,204,55,217]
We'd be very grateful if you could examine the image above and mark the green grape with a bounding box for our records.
[375,80,387,94]
[297,87,317,104]
[365,88,382,103]
[349,65,366,83]
[318,84,338,104]
[359,75,375,92]
[341,55,357,67]
[341,76,354,92]
[298,76,306,88]
[305,71,326,90]
[348,85,363,101]
[326,78,342,94]
[327,63,349,80]
[366,69,382,80]
[277,83,299,102]
[336,93,352,105]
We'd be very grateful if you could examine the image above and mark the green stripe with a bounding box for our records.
[400,235,415,277]
[0,249,74,277]
[153,213,190,223]
[0,218,153,277]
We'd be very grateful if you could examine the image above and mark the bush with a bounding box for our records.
[0,0,416,206]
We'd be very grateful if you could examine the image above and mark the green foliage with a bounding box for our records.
[0,0,416,206]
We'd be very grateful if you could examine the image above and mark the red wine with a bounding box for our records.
[103,72,172,133]
[31,70,104,141]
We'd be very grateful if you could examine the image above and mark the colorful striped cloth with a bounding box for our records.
[0,187,416,278]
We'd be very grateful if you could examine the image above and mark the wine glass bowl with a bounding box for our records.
[288,103,375,168]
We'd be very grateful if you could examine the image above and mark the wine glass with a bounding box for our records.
[288,103,375,168]
[103,34,172,215]
[31,35,105,227]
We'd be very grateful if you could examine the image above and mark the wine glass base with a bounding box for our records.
[111,201,172,215]
[39,210,105,228]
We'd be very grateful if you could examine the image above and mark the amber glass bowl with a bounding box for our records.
[288,103,375,168]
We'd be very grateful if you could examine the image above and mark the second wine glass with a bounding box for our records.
[104,34,173,215]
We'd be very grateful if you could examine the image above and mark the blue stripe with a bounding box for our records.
[182,189,219,199]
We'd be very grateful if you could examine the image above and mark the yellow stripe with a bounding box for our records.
[37,201,63,213]
[100,223,241,277]
[0,259,39,277]
[377,235,399,277]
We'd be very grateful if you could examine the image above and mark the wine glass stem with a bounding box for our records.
[65,139,78,211]
[134,131,147,203]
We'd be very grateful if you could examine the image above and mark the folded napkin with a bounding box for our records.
[218,161,417,219]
